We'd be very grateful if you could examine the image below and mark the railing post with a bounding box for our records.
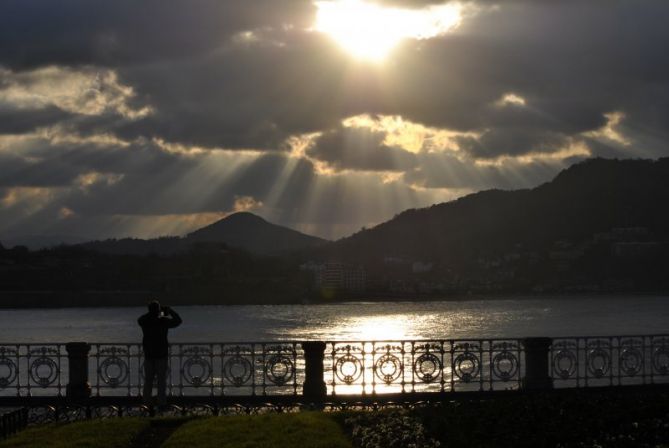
[66,342,91,399]
[522,337,553,390]
[302,341,327,405]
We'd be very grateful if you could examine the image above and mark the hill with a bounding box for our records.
[80,236,186,256]
[81,213,327,256]
[186,212,327,255]
[326,158,669,266]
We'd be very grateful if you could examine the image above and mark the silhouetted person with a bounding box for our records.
[138,300,182,406]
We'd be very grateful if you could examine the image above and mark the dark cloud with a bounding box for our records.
[0,138,188,188]
[0,0,315,70]
[23,139,182,175]
[0,151,77,187]
[0,106,73,135]
[455,127,570,159]
[68,31,359,149]
[307,126,418,171]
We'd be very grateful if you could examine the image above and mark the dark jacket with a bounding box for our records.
[138,308,182,359]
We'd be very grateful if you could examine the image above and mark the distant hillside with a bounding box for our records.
[326,158,669,264]
[80,236,186,256]
[187,212,327,255]
[2,234,90,250]
[81,213,327,256]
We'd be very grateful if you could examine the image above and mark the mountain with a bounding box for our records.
[326,158,669,265]
[186,212,327,255]
[80,213,327,256]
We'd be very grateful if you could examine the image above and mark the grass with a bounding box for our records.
[163,412,353,448]
[0,418,148,448]
[0,413,352,448]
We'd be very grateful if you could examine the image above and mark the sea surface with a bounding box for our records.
[1,296,668,343]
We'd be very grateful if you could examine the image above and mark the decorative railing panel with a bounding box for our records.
[90,342,304,397]
[325,340,524,395]
[90,344,142,397]
[0,345,67,397]
[550,335,669,388]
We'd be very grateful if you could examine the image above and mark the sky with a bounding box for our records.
[1,0,668,242]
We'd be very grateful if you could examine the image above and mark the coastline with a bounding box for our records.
[1,289,667,310]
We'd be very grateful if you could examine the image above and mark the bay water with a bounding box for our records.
[1,296,668,343]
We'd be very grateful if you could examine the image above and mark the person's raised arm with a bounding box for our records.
[164,306,182,328]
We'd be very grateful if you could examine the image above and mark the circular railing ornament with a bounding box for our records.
[335,354,363,385]
[492,350,519,381]
[182,356,211,387]
[265,354,294,386]
[587,347,610,378]
[374,354,402,384]
[453,352,480,383]
[30,357,59,387]
[652,345,669,375]
[619,347,643,376]
[552,348,577,379]
[98,356,129,388]
[413,353,442,383]
[223,355,253,387]
[0,356,17,389]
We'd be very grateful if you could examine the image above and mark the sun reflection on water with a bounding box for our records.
[336,314,416,341]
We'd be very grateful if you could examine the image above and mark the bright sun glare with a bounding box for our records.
[315,0,462,62]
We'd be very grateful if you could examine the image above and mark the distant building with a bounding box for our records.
[411,261,433,274]
[594,227,650,243]
[383,257,407,265]
[300,261,366,294]
[549,241,585,271]
[611,242,663,258]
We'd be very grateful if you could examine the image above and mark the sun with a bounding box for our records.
[314,0,462,62]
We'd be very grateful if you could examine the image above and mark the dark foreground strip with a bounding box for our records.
[1,408,28,440]
[129,418,188,448]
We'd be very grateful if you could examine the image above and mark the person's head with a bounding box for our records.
[148,300,161,316]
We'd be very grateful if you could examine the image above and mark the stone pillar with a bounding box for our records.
[522,337,553,390]
[66,342,91,399]
[302,341,327,404]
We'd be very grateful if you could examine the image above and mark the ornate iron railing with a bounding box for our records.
[325,340,523,394]
[550,335,669,387]
[0,335,668,401]
[89,343,302,397]
[0,344,67,397]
